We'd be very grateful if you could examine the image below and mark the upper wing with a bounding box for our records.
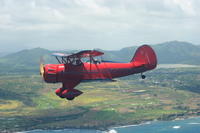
[52,50,104,58]
[68,50,104,58]
[52,53,69,57]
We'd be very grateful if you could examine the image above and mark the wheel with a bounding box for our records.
[141,75,146,79]
[59,95,65,98]
[66,96,75,101]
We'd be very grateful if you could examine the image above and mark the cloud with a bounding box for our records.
[0,0,199,51]
[168,0,196,16]
[0,0,198,31]
[73,0,111,15]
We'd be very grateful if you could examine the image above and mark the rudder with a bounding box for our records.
[131,45,157,70]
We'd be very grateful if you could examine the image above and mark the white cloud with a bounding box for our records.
[73,0,111,15]
[0,0,199,51]
[170,0,196,16]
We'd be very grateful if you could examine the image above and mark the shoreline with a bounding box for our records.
[112,115,200,130]
[7,111,200,133]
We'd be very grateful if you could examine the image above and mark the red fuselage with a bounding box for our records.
[41,45,157,100]
[44,62,153,84]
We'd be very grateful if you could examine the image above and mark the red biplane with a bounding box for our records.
[40,45,157,100]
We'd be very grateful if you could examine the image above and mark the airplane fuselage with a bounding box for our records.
[41,45,157,100]
[44,62,150,84]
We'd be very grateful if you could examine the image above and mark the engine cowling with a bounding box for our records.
[43,64,65,83]
[43,64,58,83]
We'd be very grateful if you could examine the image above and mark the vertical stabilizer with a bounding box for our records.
[131,45,157,70]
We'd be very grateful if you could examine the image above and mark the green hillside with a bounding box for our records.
[152,41,200,64]
[103,41,200,64]
[0,48,51,73]
[1,67,200,132]
[0,41,200,74]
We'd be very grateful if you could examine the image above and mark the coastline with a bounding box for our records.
[5,111,200,133]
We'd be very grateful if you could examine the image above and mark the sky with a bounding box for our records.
[0,0,199,52]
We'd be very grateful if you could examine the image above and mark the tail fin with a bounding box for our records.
[131,45,157,70]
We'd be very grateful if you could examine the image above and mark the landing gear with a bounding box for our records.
[55,87,83,101]
[66,96,75,101]
[141,73,146,79]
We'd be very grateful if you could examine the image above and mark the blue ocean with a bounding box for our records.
[24,117,200,133]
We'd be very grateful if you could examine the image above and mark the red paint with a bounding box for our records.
[42,45,157,100]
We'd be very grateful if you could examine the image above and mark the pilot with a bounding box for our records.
[93,58,101,64]
[75,59,82,65]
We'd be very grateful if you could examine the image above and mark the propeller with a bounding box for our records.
[39,56,51,94]
[39,56,45,79]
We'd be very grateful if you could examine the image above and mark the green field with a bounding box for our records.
[1,67,200,132]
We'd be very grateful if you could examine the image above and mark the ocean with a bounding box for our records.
[23,117,200,133]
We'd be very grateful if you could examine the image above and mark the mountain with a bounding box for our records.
[4,48,51,65]
[0,41,199,73]
[152,41,200,64]
[0,48,52,73]
[0,52,10,57]
[102,41,200,65]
